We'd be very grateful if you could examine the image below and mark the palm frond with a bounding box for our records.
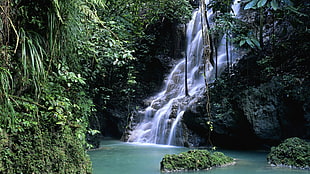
[0,66,15,127]
[19,28,47,98]
[86,0,107,9]
[52,0,64,23]
[0,67,13,103]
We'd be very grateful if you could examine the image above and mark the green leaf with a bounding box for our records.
[271,0,279,10]
[244,0,258,10]
[257,0,267,8]
[127,79,136,84]
[246,38,255,48]
[283,0,293,6]
[251,38,261,49]
[239,40,246,47]
[56,121,65,125]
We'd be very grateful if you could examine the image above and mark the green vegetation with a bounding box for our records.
[208,0,309,122]
[208,0,309,75]
[160,150,234,172]
[0,0,101,172]
[0,0,192,173]
[267,137,310,169]
[0,0,308,172]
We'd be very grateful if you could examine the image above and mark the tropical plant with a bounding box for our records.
[242,0,305,49]
[0,0,108,172]
[243,0,294,11]
[0,0,205,172]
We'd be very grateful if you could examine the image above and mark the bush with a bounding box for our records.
[267,137,310,169]
[160,149,234,172]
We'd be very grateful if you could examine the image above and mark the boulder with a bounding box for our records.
[267,137,310,169]
[160,149,234,172]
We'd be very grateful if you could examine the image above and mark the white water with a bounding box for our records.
[127,0,240,146]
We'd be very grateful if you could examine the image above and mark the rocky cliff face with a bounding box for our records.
[238,78,308,141]
[183,46,309,149]
[181,0,310,149]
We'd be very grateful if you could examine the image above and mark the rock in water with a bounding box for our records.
[160,149,234,172]
[267,137,310,169]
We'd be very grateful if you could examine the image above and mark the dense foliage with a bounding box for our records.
[0,0,192,173]
[204,0,309,146]
[267,137,310,169]
[206,0,309,74]
[208,0,309,102]
[1,0,307,171]
[0,0,101,172]
[87,0,192,138]
[160,149,234,172]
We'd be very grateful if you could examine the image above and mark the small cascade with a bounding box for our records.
[127,0,240,146]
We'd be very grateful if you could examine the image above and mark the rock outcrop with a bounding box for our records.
[160,150,234,172]
[181,48,310,148]
[181,0,310,148]
[267,137,310,169]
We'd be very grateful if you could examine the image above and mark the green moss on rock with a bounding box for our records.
[160,149,234,172]
[0,125,92,174]
[267,137,310,169]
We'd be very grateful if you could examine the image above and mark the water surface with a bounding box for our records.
[89,139,309,174]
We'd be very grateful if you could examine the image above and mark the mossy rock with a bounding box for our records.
[160,149,234,172]
[267,137,310,169]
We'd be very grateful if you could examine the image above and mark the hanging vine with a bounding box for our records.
[200,0,214,148]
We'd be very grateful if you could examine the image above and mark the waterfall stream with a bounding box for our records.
[127,0,240,146]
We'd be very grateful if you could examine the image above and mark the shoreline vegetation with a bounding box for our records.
[267,137,310,170]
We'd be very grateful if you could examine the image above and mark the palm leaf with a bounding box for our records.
[52,0,64,23]
[19,28,47,98]
[244,0,258,10]
[271,0,279,10]
[257,0,267,8]
[0,67,15,126]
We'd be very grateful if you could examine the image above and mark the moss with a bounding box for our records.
[267,137,310,169]
[160,149,234,172]
[0,125,92,174]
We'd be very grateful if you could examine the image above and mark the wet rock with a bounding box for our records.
[239,81,282,140]
[182,73,310,148]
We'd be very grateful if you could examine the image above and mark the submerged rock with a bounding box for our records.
[160,150,234,172]
[267,137,310,169]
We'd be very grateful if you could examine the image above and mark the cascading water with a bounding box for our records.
[127,0,240,146]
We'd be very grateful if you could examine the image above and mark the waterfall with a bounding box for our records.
[127,0,240,146]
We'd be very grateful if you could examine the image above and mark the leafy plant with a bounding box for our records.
[160,150,233,172]
[267,137,310,169]
[0,0,105,173]
[243,0,294,11]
